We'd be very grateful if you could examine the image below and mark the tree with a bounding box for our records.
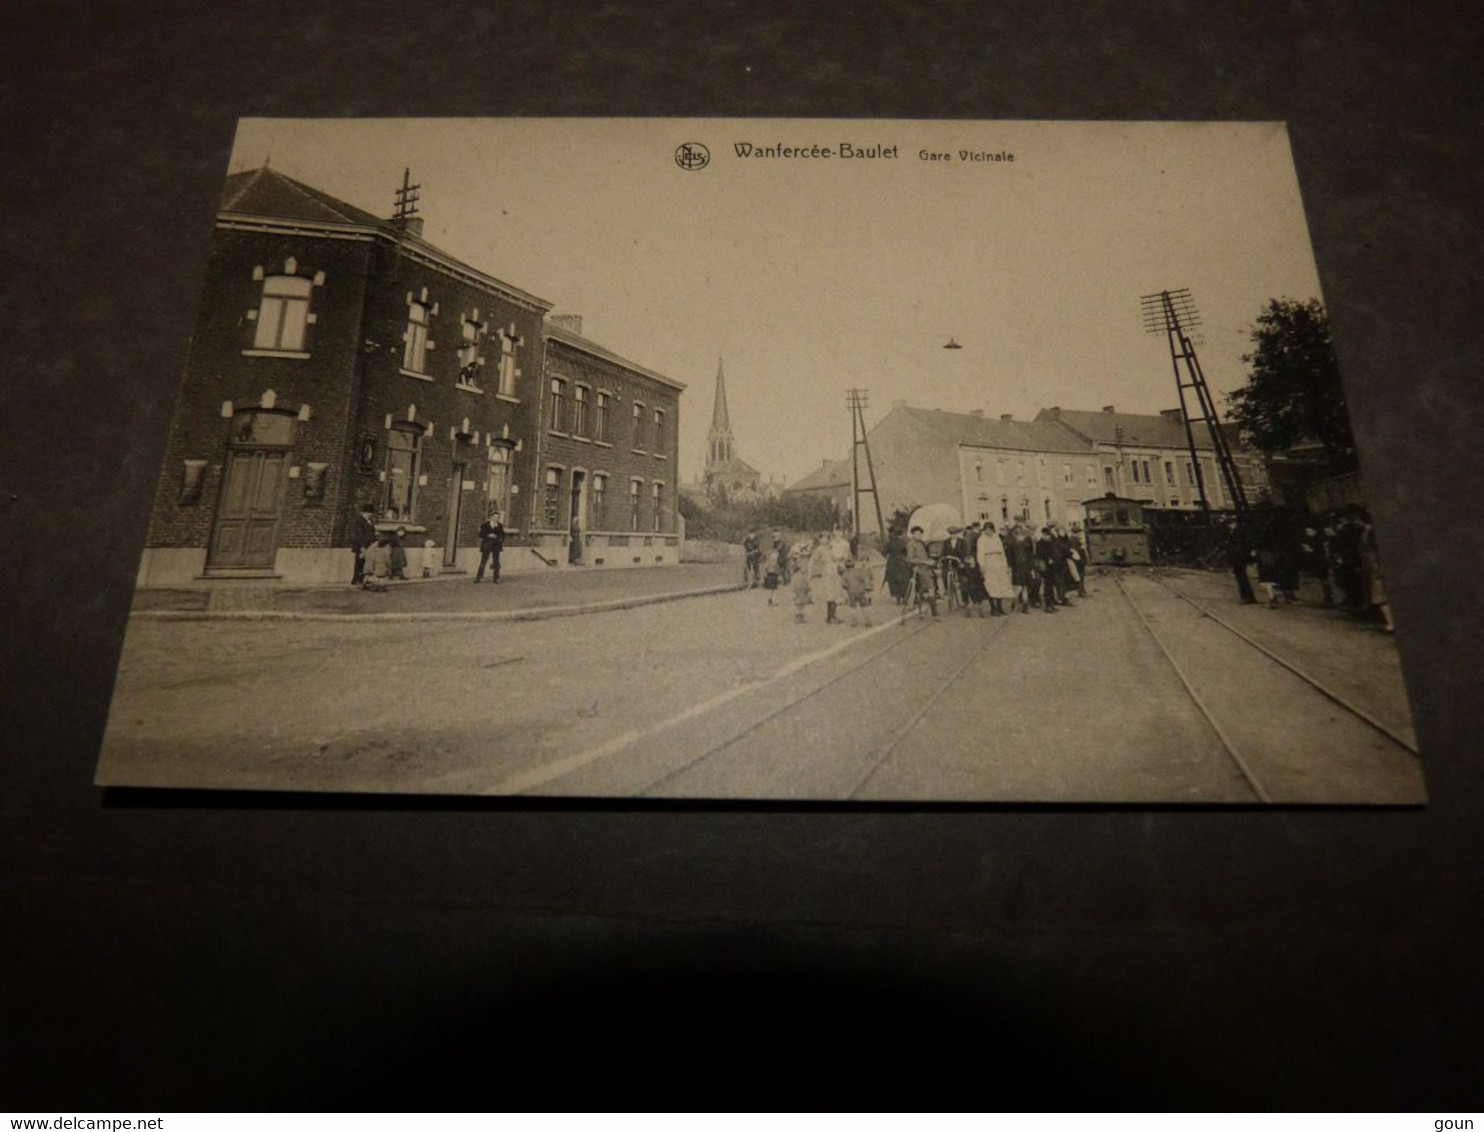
[1226,298,1357,471]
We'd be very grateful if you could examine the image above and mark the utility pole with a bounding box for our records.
[1139,288,1249,520]
[845,389,885,541]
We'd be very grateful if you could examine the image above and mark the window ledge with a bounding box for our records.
[495,393,521,404]
[549,430,570,439]
[455,383,485,394]
[572,435,592,444]
[593,440,612,448]
[242,349,311,360]
[652,453,667,460]
[631,449,647,456]
[399,368,434,382]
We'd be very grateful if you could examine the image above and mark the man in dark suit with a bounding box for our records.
[475,508,506,583]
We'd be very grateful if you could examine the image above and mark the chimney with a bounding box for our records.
[550,314,584,336]
[1102,405,1116,414]
[1000,413,1013,422]
[969,409,985,418]
[891,399,907,410]
[1042,406,1060,418]
[1160,407,1184,423]
[393,216,425,237]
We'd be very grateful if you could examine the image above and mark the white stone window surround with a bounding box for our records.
[456,308,487,391]
[244,262,325,356]
[496,324,522,397]
[401,287,438,376]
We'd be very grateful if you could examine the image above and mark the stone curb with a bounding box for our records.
[129,583,749,624]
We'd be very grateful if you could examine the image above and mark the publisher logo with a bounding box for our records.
[675,142,710,171]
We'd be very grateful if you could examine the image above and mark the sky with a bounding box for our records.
[228,118,1326,486]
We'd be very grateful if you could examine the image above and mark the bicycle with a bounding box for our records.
[902,564,940,620]
[939,554,966,615]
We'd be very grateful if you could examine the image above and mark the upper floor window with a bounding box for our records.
[497,331,518,396]
[1130,461,1142,485]
[573,386,589,437]
[632,402,645,448]
[458,315,484,387]
[253,275,313,352]
[1104,466,1116,491]
[653,409,665,454]
[404,301,430,373]
[1062,463,1073,485]
[1164,460,1175,484]
[549,378,567,432]
[595,392,610,441]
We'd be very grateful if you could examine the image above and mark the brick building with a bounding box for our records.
[136,167,684,585]
[533,317,685,568]
[1037,405,1267,510]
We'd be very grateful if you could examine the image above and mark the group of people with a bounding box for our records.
[350,505,507,592]
[745,528,877,626]
[886,520,1089,617]
[1226,509,1392,632]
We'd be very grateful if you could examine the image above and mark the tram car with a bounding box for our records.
[1082,494,1152,566]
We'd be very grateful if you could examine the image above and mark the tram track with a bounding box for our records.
[1110,571,1271,802]
[1144,572,1420,758]
[633,614,942,796]
[1109,569,1421,804]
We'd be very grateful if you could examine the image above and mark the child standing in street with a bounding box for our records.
[790,540,813,622]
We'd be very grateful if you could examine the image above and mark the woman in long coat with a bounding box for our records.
[976,521,1015,615]
[810,529,849,624]
[884,531,912,604]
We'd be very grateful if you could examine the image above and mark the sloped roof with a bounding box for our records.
[898,407,1094,454]
[221,168,386,227]
[544,321,686,391]
[1037,407,1216,450]
[785,458,852,493]
[707,455,761,478]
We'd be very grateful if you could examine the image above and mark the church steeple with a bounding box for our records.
[706,357,735,470]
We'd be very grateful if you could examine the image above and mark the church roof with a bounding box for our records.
[221,167,387,227]
[707,455,761,478]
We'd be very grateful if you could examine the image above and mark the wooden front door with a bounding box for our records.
[208,448,289,569]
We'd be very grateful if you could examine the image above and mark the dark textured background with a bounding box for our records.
[2,0,1480,1109]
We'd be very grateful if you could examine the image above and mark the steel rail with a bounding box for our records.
[637,616,939,796]
[1111,571,1272,803]
[1149,573,1420,758]
[846,615,1015,800]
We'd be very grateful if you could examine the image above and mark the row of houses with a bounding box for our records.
[138,167,685,586]
[785,402,1271,530]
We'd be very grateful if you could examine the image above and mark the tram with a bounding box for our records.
[1082,494,1151,566]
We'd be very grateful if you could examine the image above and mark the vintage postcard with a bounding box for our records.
[96,118,1423,802]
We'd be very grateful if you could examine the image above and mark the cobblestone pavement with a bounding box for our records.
[97,567,1425,802]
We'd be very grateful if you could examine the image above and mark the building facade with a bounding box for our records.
[534,319,685,568]
[1037,405,1265,511]
[137,167,681,586]
[858,405,1101,530]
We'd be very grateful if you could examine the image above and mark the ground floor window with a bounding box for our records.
[592,473,608,528]
[543,467,563,528]
[630,479,643,531]
[486,445,512,517]
[652,482,664,532]
[384,426,422,520]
